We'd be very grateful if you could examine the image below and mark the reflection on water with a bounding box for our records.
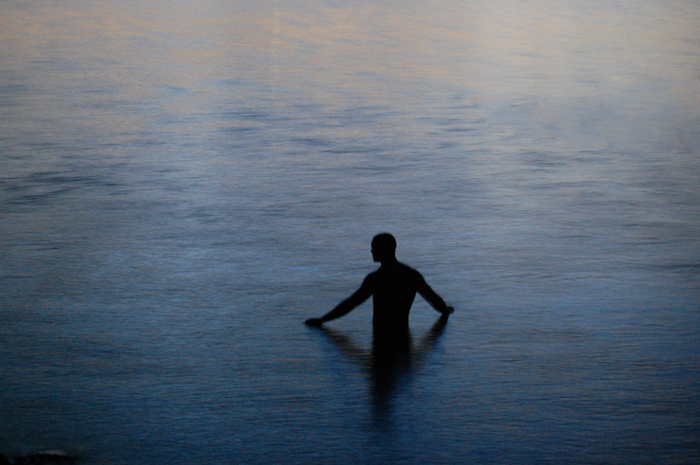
[317,315,449,426]
[1,0,699,463]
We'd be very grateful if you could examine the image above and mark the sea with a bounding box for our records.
[1,0,699,463]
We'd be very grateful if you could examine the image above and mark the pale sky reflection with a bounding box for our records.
[2,0,697,103]
[1,0,698,158]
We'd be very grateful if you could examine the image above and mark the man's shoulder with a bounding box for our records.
[397,261,422,275]
[393,262,425,285]
[363,269,381,283]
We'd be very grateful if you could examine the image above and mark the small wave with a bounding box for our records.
[0,171,105,207]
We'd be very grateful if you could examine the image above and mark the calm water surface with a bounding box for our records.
[1,0,699,463]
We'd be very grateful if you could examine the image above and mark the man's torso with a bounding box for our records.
[366,262,422,332]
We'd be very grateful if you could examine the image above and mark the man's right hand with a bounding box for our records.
[304,318,323,327]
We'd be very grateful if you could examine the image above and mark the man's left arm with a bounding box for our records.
[415,272,454,315]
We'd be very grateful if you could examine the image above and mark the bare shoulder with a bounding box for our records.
[362,269,380,287]
[397,262,425,282]
[397,261,421,274]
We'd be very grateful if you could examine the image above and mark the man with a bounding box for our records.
[305,233,454,333]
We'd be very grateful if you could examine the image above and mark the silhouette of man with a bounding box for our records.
[305,233,454,334]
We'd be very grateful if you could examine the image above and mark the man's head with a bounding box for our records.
[371,233,397,263]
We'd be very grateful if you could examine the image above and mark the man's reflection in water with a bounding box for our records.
[318,314,449,424]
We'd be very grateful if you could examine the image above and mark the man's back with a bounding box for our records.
[365,262,448,333]
[304,233,453,329]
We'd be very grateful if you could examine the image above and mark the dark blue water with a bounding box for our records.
[1,0,699,463]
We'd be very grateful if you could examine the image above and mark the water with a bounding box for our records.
[1,0,699,463]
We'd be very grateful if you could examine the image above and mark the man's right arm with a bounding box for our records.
[305,274,374,326]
